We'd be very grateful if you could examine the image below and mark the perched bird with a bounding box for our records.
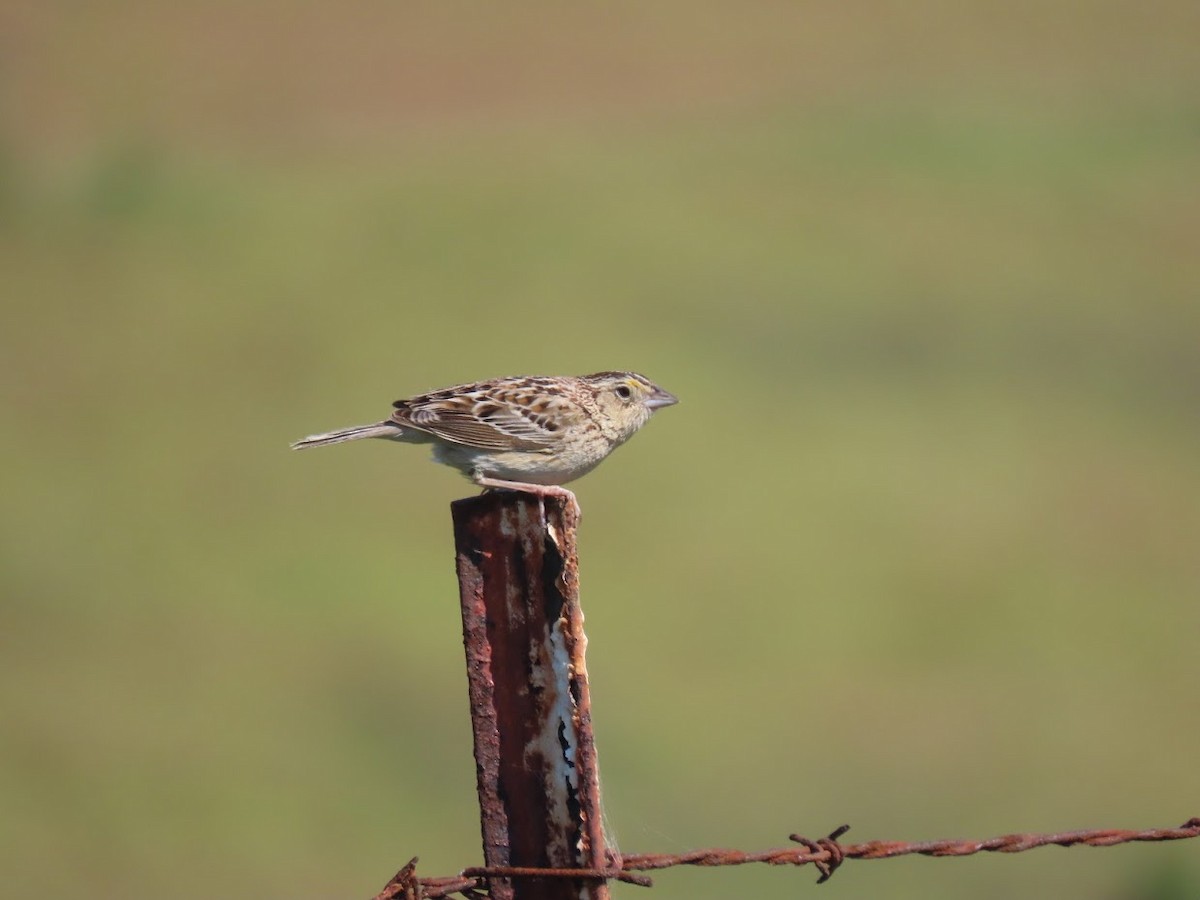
[291,372,678,498]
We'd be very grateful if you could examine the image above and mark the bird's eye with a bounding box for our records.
[615,385,633,400]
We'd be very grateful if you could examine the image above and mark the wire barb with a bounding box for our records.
[789,824,851,883]
[371,858,421,900]
[370,817,1200,900]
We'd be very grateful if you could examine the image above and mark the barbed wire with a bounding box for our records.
[371,816,1200,899]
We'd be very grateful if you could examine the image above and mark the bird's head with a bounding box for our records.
[582,371,678,441]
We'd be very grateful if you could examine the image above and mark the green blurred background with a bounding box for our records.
[3,3,1198,898]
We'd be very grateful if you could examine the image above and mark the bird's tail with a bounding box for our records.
[290,422,401,450]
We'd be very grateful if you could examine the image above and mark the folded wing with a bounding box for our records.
[391,390,577,452]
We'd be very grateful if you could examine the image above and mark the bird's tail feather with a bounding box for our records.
[290,422,401,450]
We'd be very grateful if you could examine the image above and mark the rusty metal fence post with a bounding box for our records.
[451,492,608,900]
[365,493,1200,900]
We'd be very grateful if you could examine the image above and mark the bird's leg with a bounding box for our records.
[473,475,580,514]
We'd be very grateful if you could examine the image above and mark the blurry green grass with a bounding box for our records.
[2,97,1199,900]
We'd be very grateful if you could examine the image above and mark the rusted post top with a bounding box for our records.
[452,491,608,900]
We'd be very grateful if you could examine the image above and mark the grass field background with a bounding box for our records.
[3,3,1199,899]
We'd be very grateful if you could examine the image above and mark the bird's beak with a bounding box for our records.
[645,387,679,410]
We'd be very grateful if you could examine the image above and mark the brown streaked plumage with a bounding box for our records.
[291,372,678,498]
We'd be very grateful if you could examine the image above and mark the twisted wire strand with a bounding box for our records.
[371,817,1200,899]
